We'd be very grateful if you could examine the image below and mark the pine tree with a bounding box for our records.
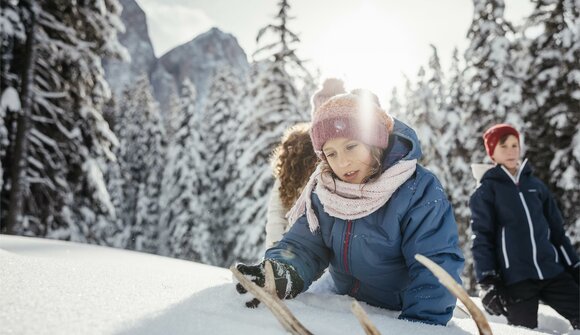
[1,0,126,243]
[115,75,166,252]
[523,0,580,247]
[388,87,402,119]
[446,48,477,293]
[226,60,304,265]
[159,79,213,262]
[202,66,246,264]
[464,0,524,167]
[164,92,185,142]
[224,0,309,265]
[253,0,308,75]
[413,46,449,184]
[0,88,21,202]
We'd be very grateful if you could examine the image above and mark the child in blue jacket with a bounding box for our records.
[470,124,579,330]
[235,84,464,326]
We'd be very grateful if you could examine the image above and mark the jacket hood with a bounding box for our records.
[471,163,494,185]
[382,119,422,170]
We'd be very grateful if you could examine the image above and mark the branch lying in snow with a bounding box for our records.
[230,261,313,335]
[414,254,493,335]
[351,300,382,335]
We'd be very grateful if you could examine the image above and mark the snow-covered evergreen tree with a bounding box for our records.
[226,60,304,265]
[115,75,165,252]
[295,74,318,120]
[164,92,185,142]
[0,88,20,201]
[412,46,450,185]
[224,0,309,265]
[158,79,213,262]
[388,87,402,119]
[523,0,580,247]
[202,66,246,264]
[445,48,478,293]
[1,0,126,243]
[463,0,524,165]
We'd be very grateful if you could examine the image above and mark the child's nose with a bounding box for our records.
[337,155,350,167]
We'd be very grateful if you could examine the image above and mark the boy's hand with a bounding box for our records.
[234,260,304,308]
[479,275,508,316]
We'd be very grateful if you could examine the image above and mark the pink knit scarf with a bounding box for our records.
[286,159,417,232]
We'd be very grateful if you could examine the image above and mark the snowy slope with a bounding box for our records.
[0,235,575,335]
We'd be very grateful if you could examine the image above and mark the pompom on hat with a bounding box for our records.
[310,83,394,158]
[311,78,347,116]
[483,123,520,158]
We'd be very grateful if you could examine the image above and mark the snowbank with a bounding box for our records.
[0,235,574,334]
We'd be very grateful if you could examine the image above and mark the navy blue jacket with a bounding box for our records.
[470,160,579,285]
[265,120,464,326]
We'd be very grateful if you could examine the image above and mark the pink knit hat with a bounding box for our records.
[310,88,394,158]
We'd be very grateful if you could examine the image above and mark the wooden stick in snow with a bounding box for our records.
[351,300,382,335]
[414,254,493,335]
[230,262,313,335]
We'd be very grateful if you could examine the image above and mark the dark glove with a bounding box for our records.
[234,259,304,308]
[478,275,508,316]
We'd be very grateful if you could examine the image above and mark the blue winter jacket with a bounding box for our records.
[265,119,464,326]
[470,160,579,285]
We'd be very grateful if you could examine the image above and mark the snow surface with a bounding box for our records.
[0,235,576,335]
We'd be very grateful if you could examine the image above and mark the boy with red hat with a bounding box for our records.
[470,123,579,330]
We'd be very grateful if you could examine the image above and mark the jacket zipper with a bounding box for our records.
[343,220,353,274]
[517,188,544,280]
[501,160,544,280]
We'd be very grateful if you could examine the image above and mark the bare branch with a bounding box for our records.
[351,301,382,335]
[414,254,493,335]
[264,260,276,296]
[230,265,313,335]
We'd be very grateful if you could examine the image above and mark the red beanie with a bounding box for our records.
[483,124,520,158]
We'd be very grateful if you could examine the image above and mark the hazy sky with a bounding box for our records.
[135,0,534,101]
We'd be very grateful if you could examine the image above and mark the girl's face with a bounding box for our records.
[322,137,374,184]
[492,134,520,173]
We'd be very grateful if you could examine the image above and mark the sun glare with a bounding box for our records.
[313,2,422,103]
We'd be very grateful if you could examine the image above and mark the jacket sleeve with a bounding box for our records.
[469,181,500,281]
[265,179,290,248]
[399,174,464,326]
[264,194,331,290]
[540,181,580,268]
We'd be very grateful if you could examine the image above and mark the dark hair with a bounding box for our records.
[498,133,517,145]
[271,123,319,210]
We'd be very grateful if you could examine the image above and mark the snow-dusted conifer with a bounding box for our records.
[523,0,580,246]
[412,46,449,184]
[464,0,524,155]
[158,79,213,262]
[224,0,309,265]
[388,87,402,119]
[202,66,246,264]
[1,1,126,243]
[226,61,304,265]
[115,75,166,252]
[445,48,478,293]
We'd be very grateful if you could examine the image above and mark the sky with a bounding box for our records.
[1,234,575,335]
[135,0,535,103]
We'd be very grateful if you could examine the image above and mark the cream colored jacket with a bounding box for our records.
[265,179,291,248]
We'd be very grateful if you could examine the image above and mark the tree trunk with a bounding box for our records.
[5,1,37,234]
